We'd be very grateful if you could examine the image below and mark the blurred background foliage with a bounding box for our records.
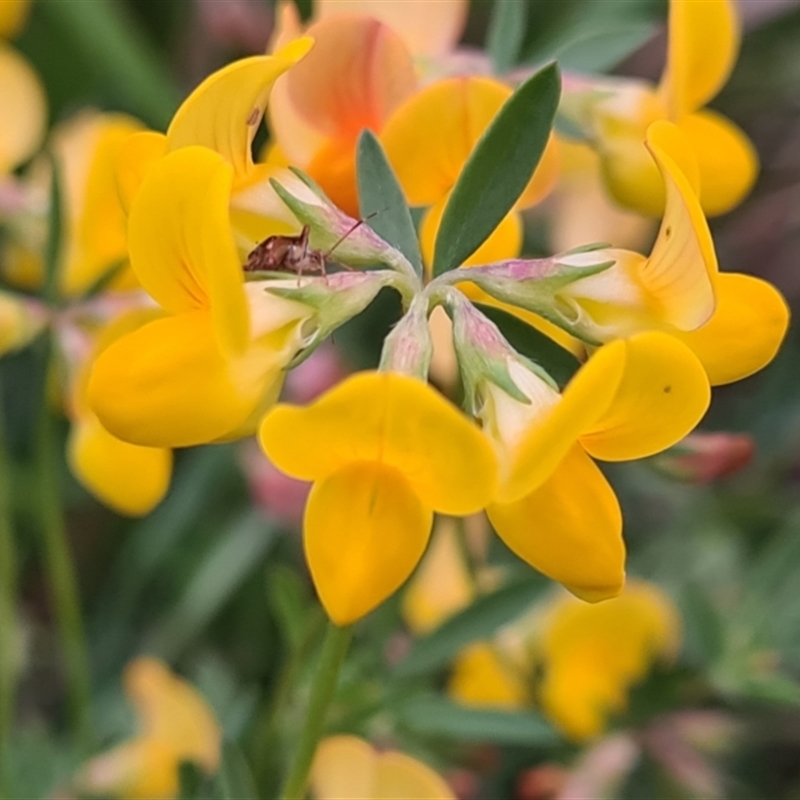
[4,0,800,798]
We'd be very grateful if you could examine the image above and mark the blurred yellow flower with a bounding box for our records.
[448,581,681,741]
[259,371,498,624]
[0,0,31,39]
[567,0,755,217]
[5,110,143,295]
[88,146,312,449]
[310,735,455,799]
[76,657,220,799]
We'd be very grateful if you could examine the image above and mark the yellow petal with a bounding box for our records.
[114,130,168,215]
[68,414,172,517]
[633,120,715,329]
[88,311,286,448]
[0,43,46,173]
[311,736,455,800]
[167,39,313,183]
[516,134,561,209]
[537,580,681,739]
[381,76,511,205]
[124,657,220,772]
[580,331,710,461]
[672,272,790,385]
[0,292,46,356]
[305,462,433,624]
[402,517,475,635]
[678,109,759,217]
[77,738,180,800]
[420,195,522,269]
[488,446,625,602]
[315,0,467,57]
[659,0,740,118]
[128,146,248,354]
[0,0,31,38]
[498,340,626,504]
[65,114,146,296]
[260,371,498,516]
[448,642,529,710]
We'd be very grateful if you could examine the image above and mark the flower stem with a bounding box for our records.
[279,621,353,800]
[36,343,92,746]
[0,379,17,790]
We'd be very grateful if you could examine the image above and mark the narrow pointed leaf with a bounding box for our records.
[432,62,560,276]
[487,0,528,74]
[357,130,423,276]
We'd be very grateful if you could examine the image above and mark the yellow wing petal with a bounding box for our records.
[580,331,710,461]
[260,371,498,516]
[672,272,790,385]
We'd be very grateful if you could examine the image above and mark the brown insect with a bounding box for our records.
[244,216,377,278]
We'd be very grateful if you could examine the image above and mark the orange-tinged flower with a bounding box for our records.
[76,657,221,799]
[269,16,418,216]
[565,0,756,216]
[310,735,455,800]
[381,75,559,268]
[88,146,312,449]
[259,371,498,624]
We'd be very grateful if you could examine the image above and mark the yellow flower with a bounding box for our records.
[468,121,789,386]
[381,75,559,268]
[480,331,709,601]
[0,0,44,175]
[269,16,418,216]
[536,582,681,740]
[568,0,755,216]
[402,517,476,635]
[310,735,455,800]
[67,309,173,516]
[447,581,680,742]
[76,657,221,799]
[5,110,144,295]
[259,371,498,624]
[88,146,312,449]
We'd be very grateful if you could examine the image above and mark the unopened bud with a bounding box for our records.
[379,293,433,380]
[653,432,754,484]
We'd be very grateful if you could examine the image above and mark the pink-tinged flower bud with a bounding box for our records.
[270,174,417,280]
[379,293,433,380]
[239,441,310,527]
[284,341,348,404]
[653,432,754,484]
[515,764,568,800]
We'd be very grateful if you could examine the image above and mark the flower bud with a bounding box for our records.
[379,293,433,380]
[652,432,754,484]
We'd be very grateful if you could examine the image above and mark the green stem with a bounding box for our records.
[0,379,17,790]
[36,345,92,746]
[279,622,353,800]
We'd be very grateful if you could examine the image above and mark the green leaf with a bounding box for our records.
[476,303,580,388]
[145,512,278,660]
[212,741,260,800]
[487,0,528,74]
[356,130,423,276]
[394,577,545,679]
[265,564,313,654]
[432,62,560,276]
[680,583,726,666]
[397,693,558,746]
